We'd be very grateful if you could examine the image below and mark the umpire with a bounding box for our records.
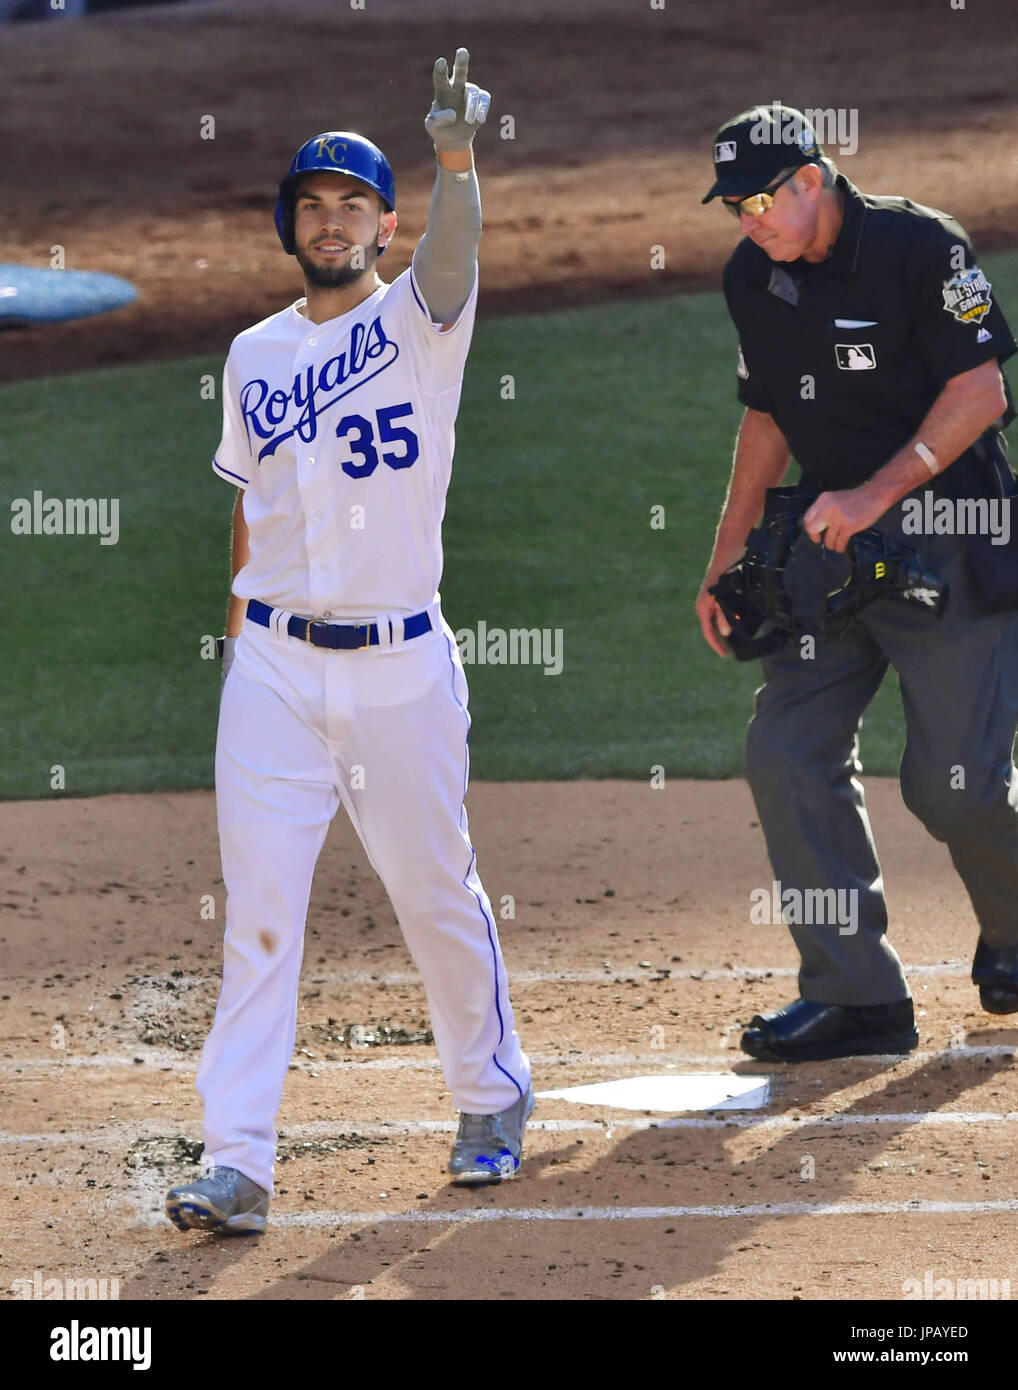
[695,104,1018,1061]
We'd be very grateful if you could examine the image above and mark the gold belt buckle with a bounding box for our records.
[358,623,372,649]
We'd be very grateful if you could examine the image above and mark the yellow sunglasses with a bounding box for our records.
[722,168,798,219]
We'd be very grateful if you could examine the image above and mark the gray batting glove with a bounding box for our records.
[425,47,491,152]
[221,635,237,686]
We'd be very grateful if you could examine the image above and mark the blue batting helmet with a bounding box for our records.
[274,131,396,255]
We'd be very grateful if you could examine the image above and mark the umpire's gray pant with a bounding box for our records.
[746,518,1018,1006]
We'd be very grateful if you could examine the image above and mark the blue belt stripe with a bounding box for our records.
[246,598,431,649]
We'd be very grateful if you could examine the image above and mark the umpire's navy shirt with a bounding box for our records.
[723,174,1017,490]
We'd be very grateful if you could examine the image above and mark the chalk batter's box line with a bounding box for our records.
[5,1110,1018,1148]
[0,1045,1014,1073]
[125,1196,1018,1229]
[0,1040,1014,1075]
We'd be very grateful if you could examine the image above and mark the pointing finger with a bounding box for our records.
[451,46,469,91]
[433,56,455,106]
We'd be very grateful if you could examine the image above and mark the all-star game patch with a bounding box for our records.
[942,266,993,325]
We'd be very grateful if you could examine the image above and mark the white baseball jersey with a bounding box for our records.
[212,251,479,620]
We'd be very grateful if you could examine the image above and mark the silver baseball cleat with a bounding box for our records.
[166,1165,269,1235]
[448,1085,535,1185]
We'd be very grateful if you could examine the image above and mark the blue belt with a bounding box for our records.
[246,599,432,650]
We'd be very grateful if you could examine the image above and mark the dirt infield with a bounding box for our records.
[2,0,1018,380]
[1,779,1016,1301]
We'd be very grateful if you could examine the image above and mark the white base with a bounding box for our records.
[537,1072,770,1113]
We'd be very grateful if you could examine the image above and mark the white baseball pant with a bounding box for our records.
[195,608,531,1195]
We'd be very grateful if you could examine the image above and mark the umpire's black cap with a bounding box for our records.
[702,103,824,203]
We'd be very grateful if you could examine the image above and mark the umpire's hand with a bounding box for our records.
[695,577,733,658]
[803,484,889,553]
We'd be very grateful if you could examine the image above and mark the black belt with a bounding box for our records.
[246,599,432,650]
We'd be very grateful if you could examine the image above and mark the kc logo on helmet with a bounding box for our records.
[314,137,349,165]
[714,140,738,163]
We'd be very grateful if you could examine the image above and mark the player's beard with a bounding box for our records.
[295,237,381,290]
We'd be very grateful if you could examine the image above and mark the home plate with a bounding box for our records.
[537,1073,770,1113]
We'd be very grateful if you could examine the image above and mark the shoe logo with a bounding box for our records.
[476,1149,516,1177]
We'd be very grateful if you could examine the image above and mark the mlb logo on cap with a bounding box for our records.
[714,140,738,163]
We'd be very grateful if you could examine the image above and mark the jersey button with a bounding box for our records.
[308,336,318,345]
[307,456,316,466]
[322,610,333,619]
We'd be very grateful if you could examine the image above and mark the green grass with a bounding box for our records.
[4,250,1018,796]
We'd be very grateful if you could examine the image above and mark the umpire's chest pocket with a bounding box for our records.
[827,316,904,388]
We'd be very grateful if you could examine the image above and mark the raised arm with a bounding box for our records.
[414,47,490,330]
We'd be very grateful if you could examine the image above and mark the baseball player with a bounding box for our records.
[167,49,533,1235]
[696,104,1018,1062]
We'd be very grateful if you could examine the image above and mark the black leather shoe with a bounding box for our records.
[740,997,919,1063]
[971,939,1018,1016]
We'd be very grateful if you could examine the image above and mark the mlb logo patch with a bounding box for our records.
[714,140,737,163]
[835,343,876,371]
